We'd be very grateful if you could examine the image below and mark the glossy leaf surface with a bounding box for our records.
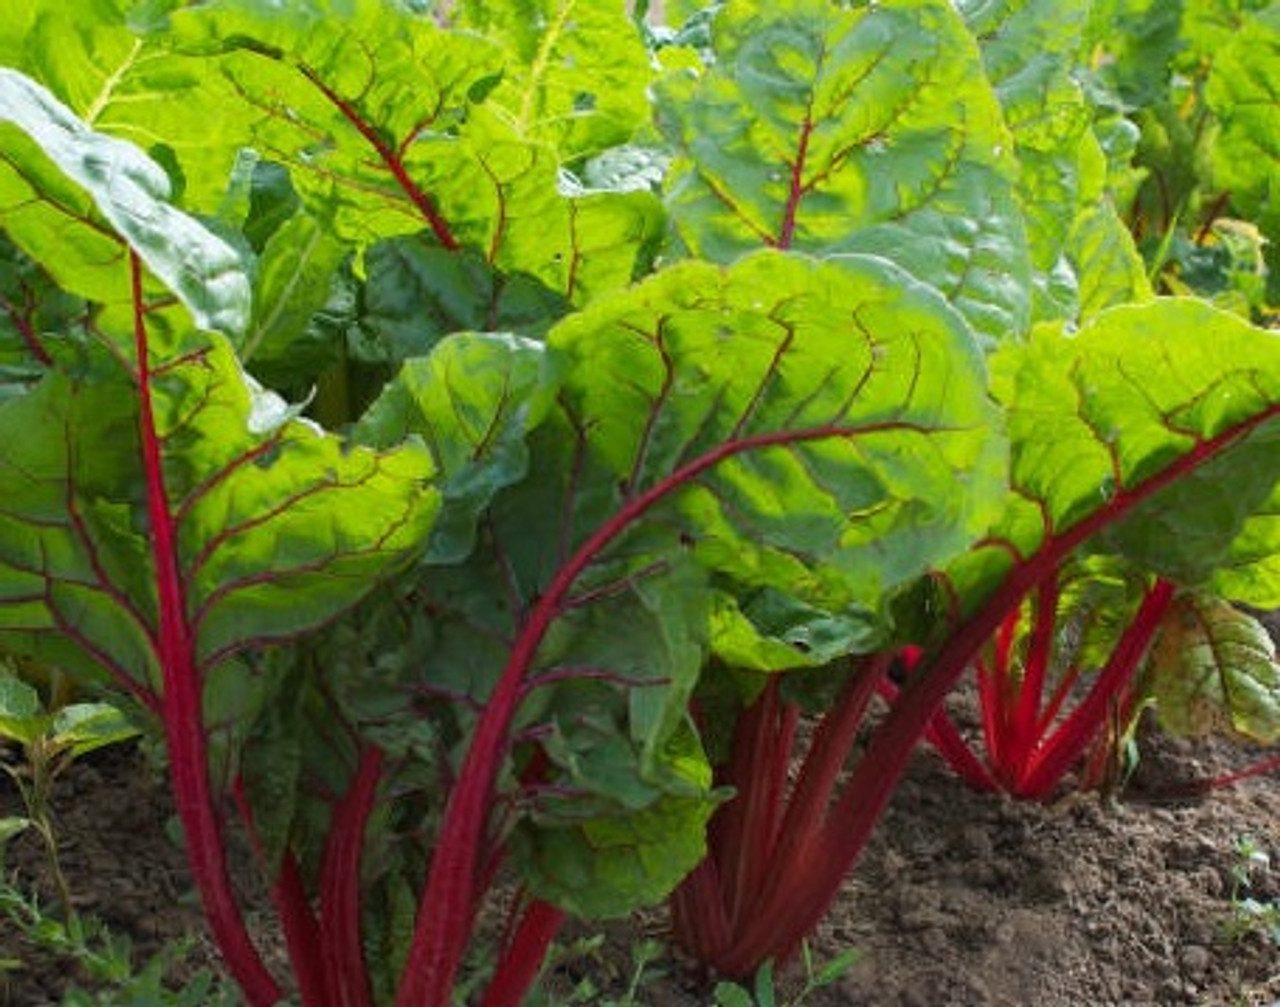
[656,0,1031,344]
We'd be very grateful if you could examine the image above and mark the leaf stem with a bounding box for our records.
[705,403,1280,975]
[396,422,903,1005]
[131,252,282,1006]
[297,65,460,252]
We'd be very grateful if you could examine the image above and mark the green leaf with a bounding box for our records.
[356,331,560,563]
[960,0,1152,323]
[412,249,1002,917]
[1205,10,1280,266]
[754,960,777,1007]
[655,0,1030,345]
[713,982,755,1007]
[0,817,30,845]
[510,724,719,919]
[1145,593,1280,742]
[1067,199,1153,318]
[238,702,305,872]
[49,701,140,759]
[0,675,44,746]
[357,237,570,365]
[0,235,84,386]
[0,68,250,339]
[709,586,887,676]
[0,334,439,688]
[548,250,1004,605]
[241,209,348,376]
[0,0,251,211]
[165,0,663,306]
[1082,0,1185,108]
[949,300,1280,613]
[456,0,654,159]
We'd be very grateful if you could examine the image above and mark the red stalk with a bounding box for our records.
[1147,748,1280,797]
[669,858,730,965]
[480,900,568,1007]
[1010,578,1059,774]
[673,658,886,973]
[273,855,332,1007]
[1018,578,1176,799]
[762,657,885,888]
[711,679,797,930]
[319,746,385,1007]
[131,253,282,1005]
[2,293,54,366]
[776,113,814,249]
[877,676,1000,792]
[395,423,906,1005]
[921,704,1002,791]
[702,405,1279,975]
[232,779,330,1007]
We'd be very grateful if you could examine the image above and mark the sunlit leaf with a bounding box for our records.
[655,0,1030,345]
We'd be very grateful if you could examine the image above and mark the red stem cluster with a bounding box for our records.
[670,404,1278,979]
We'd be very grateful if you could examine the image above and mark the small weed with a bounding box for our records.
[0,667,140,914]
[0,877,238,1006]
[530,935,667,1006]
[712,943,859,1007]
[1222,835,1280,945]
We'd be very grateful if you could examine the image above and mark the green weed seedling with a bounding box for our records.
[0,878,239,1006]
[1223,835,1280,945]
[713,944,859,1007]
[0,668,140,913]
[528,936,667,1006]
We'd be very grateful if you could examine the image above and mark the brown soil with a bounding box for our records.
[3,722,1280,1005]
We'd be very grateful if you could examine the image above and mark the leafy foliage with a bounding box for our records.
[3,1,1280,1004]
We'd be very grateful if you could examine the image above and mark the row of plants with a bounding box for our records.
[2,0,1280,1003]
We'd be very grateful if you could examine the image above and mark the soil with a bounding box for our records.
[3,711,1280,1005]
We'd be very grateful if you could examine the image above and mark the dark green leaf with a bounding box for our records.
[357,237,570,365]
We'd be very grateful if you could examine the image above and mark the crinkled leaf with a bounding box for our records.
[1145,593,1280,742]
[961,0,1092,306]
[948,300,1280,613]
[1212,489,1280,607]
[241,209,348,380]
[1082,0,1185,105]
[0,68,250,339]
[1205,11,1280,262]
[655,0,1030,345]
[238,701,305,873]
[0,236,83,389]
[456,0,654,160]
[961,0,1151,324]
[0,0,250,211]
[510,723,719,920]
[49,701,140,759]
[402,249,1000,915]
[357,237,570,365]
[165,0,663,305]
[0,335,438,688]
[1068,199,1153,318]
[548,251,1003,606]
[357,332,559,563]
[709,588,886,673]
[0,675,44,746]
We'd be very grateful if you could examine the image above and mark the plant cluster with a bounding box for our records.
[1,1,1280,1004]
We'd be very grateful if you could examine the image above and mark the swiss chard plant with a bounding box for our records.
[1,0,1280,1004]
